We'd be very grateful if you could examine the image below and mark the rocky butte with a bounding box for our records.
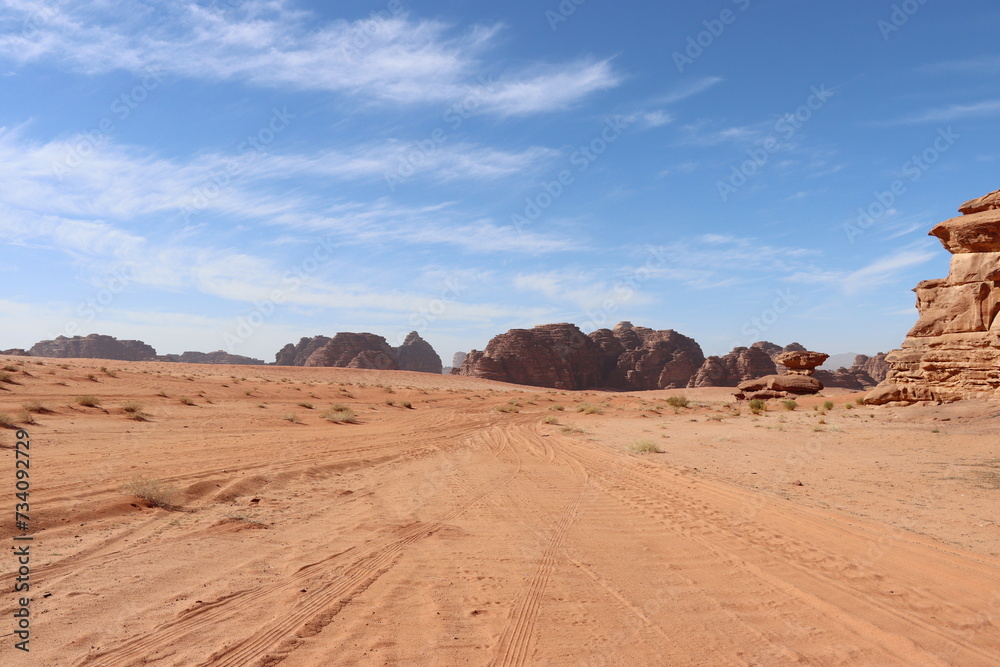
[868,187,1000,403]
[29,334,157,361]
[275,331,442,374]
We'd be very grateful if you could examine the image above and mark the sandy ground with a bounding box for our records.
[0,356,998,666]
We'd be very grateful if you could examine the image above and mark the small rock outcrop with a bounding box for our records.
[734,348,828,400]
[29,334,156,361]
[393,331,442,374]
[274,336,332,366]
[458,323,603,390]
[159,351,264,365]
[0,349,30,356]
[304,333,398,370]
[774,350,829,376]
[688,346,777,388]
[868,188,1000,403]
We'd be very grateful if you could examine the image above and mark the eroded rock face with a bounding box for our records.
[457,321,704,390]
[458,323,602,389]
[274,336,331,366]
[858,353,889,383]
[868,188,1000,403]
[159,351,264,365]
[393,331,442,374]
[29,334,156,361]
[304,333,398,370]
[775,350,829,376]
[688,346,777,388]
[0,349,30,356]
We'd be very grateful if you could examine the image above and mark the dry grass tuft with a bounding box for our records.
[628,439,662,454]
[75,395,101,407]
[120,477,181,509]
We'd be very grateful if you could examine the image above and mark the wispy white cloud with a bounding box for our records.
[918,55,1000,75]
[893,100,1000,124]
[0,1,619,115]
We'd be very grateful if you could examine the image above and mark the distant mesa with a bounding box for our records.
[868,187,1000,404]
[158,351,264,365]
[276,330,442,374]
[0,348,30,356]
[29,334,157,361]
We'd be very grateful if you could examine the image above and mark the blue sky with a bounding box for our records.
[2,0,998,364]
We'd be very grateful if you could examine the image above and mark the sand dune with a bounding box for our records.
[0,357,998,665]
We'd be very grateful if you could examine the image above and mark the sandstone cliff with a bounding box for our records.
[29,334,156,361]
[393,331,443,374]
[159,351,264,365]
[304,333,398,370]
[274,336,332,366]
[868,187,1000,403]
[688,346,777,388]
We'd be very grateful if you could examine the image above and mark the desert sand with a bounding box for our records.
[0,356,998,666]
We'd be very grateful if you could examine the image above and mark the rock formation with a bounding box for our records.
[734,348,827,400]
[868,188,1000,403]
[688,346,777,388]
[274,336,332,366]
[393,331,442,374]
[458,323,603,390]
[29,334,156,361]
[858,352,889,384]
[304,333,398,370]
[813,354,887,391]
[457,321,704,390]
[0,349,30,356]
[159,351,264,365]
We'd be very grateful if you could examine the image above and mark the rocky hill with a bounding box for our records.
[868,187,1000,403]
[29,334,157,361]
[158,351,264,365]
[275,331,442,373]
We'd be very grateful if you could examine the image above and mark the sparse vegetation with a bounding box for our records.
[102,367,118,378]
[323,405,358,423]
[822,400,834,411]
[85,373,98,381]
[75,395,101,407]
[0,371,14,384]
[2,364,18,372]
[495,404,519,413]
[628,439,662,454]
[122,400,145,414]
[855,397,865,405]
[781,400,798,411]
[120,477,180,508]
[401,401,412,409]
[385,398,395,406]
[748,399,766,415]
[283,413,302,423]
[23,401,50,414]
[179,397,195,406]
[576,403,604,415]
[844,403,854,410]
[665,395,689,409]
[549,404,565,411]
[542,415,559,425]
[297,402,314,409]
[0,413,16,429]
[560,425,585,435]
[156,389,168,397]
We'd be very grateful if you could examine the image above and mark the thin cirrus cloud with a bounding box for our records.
[891,99,1000,124]
[0,1,620,115]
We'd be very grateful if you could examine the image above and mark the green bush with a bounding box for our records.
[781,400,797,411]
[665,395,689,408]
[748,399,766,414]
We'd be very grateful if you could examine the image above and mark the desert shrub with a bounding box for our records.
[0,371,13,384]
[706,414,723,421]
[120,477,180,508]
[385,398,395,406]
[23,401,50,414]
[282,413,302,423]
[2,364,18,372]
[75,395,100,407]
[781,400,798,411]
[0,413,16,429]
[822,400,834,411]
[401,401,412,409]
[322,406,357,423]
[383,385,395,394]
[628,439,662,454]
[560,425,584,435]
[297,402,314,409]
[665,395,689,409]
[179,397,195,406]
[542,415,559,425]
[122,400,145,414]
[156,389,168,397]
[576,403,603,415]
[748,399,766,414]
[494,404,519,413]
[85,373,98,381]
[549,404,565,412]
[103,367,118,378]
[855,396,865,405]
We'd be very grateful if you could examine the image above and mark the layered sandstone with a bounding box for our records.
[274,336,332,366]
[868,188,1000,404]
[29,334,156,361]
[734,348,828,400]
